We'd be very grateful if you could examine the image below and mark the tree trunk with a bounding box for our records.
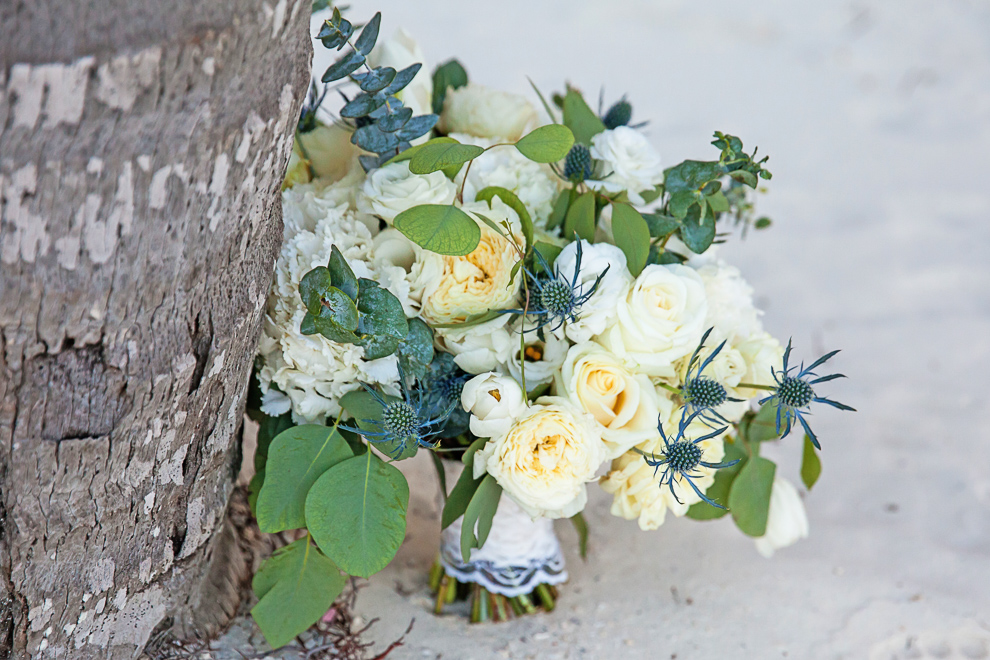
[0,1,311,657]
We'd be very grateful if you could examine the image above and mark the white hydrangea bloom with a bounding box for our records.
[696,259,762,344]
[258,187,401,423]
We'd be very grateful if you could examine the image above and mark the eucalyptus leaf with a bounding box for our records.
[340,389,386,432]
[668,191,699,219]
[409,141,484,175]
[340,92,385,119]
[353,11,381,54]
[664,160,724,193]
[476,186,533,249]
[800,435,822,490]
[706,190,729,214]
[394,204,481,256]
[385,63,422,95]
[385,136,456,165]
[355,280,408,359]
[395,114,440,142]
[398,317,434,380]
[547,189,572,230]
[514,124,575,163]
[256,425,353,533]
[322,50,365,83]
[745,403,783,443]
[306,452,410,577]
[642,212,680,238]
[564,191,596,242]
[679,203,716,254]
[728,455,776,537]
[377,107,413,132]
[460,475,502,562]
[352,123,399,153]
[610,203,651,276]
[354,67,396,93]
[327,245,358,301]
[251,538,345,650]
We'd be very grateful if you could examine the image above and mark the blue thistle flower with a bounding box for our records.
[421,352,470,439]
[602,97,632,129]
[638,408,740,509]
[563,144,593,182]
[342,366,456,457]
[503,240,607,334]
[681,327,743,426]
[759,340,856,449]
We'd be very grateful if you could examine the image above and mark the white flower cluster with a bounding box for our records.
[265,35,807,557]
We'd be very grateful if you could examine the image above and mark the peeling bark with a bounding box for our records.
[0,1,311,657]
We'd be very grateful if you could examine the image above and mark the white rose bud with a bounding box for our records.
[587,127,664,206]
[754,477,810,558]
[598,264,709,377]
[358,161,457,224]
[440,84,537,141]
[461,372,528,438]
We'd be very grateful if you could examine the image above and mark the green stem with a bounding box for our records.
[434,575,449,615]
[737,382,775,391]
[535,584,556,612]
[428,560,444,592]
[657,381,682,395]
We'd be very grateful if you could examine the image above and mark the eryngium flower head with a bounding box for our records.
[639,408,740,510]
[681,327,742,425]
[759,339,855,449]
[563,144,593,182]
[603,98,632,129]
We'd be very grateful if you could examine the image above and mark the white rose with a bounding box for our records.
[420,198,522,324]
[503,318,569,392]
[754,477,809,558]
[475,397,607,519]
[358,161,457,224]
[587,127,664,206]
[598,264,708,377]
[735,331,785,400]
[600,407,726,530]
[297,123,360,182]
[370,228,443,317]
[439,315,516,374]
[557,343,667,458]
[440,84,537,141]
[451,133,560,226]
[552,240,633,343]
[461,372,528,438]
[697,260,762,343]
[367,29,433,133]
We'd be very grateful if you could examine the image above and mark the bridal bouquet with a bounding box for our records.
[246,6,853,647]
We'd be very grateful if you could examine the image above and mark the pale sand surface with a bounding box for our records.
[214,1,990,657]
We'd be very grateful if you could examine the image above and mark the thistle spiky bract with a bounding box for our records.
[503,239,607,335]
[639,408,740,510]
[759,339,856,449]
[680,327,743,427]
[341,366,456,458]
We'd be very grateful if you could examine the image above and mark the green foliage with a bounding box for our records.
[256,425,353,533]
[384,136,456,166]
[305,452,410,578]
[561,88,606,145]
[686,441,747,520]
[248,412,294,515]
[354,279,408,359]
[609,203,651,276]
[514,125,575,163]
[327,244,359,300]
[394,204,481,256]
[741,403,784,444]
[397,317,434,380]
[547,189,572,230]
[432,59,469,115]
[340,389,416,462]
[441,438,487,529]
[641,212,680,238]
[475,186,533,249]
[570,512,589,559]
[409,139,485,175]
[679,203,717,254]
[564,191,596,242]
[800,435,822,490]
[532,241,564,275]
[460,475,502,562]
[251,538,345,650]
[728,455,776,537]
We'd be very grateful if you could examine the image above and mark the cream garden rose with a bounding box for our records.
[440,84,537,141]
[461,372,528,438]
[600,407,726,530]
[420,198,522,324]
[735,331,785,399]
[475,397,607,519]
[370,228,444,317]
[754,477,809,558]
[587,126,664,205]
[358,161,457,223]
[598,264,709,377]
[557,343,664,458]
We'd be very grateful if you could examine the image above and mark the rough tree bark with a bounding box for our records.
[0,1,311,657]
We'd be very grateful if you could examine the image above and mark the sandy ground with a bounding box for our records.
[214,1,990,658]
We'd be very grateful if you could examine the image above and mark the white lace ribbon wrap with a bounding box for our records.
[440,481,568,598]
